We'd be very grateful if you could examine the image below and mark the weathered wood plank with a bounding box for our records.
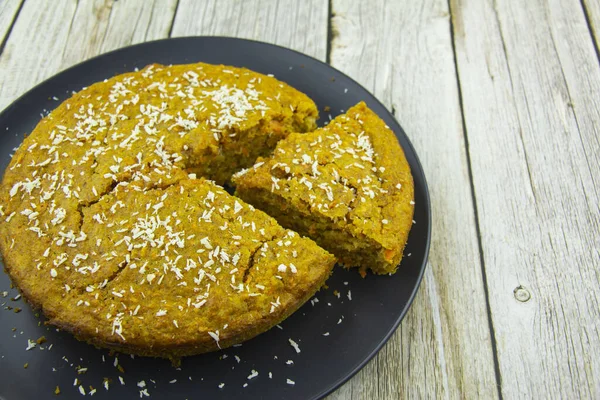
[328,0,499,398]
[451,0,600,397]
[0,0,77,110]
[101,0,178,52]
[60,0,114,67]
[171,0,328,61]
[62,0,179,66]
[0,0,23,47]
[0,0,178,111]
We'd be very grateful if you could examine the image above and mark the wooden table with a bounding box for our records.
[1,0,598,398]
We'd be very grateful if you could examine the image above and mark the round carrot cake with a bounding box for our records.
[0,63,334,360]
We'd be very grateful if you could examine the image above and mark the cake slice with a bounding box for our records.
[234,102,414,275]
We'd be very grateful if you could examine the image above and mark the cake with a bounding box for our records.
[234,102,414,275]
[0,63,334,360]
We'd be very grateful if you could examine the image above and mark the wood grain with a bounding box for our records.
[451,0,600,397]
[0,0,178,111]
[171,0,328,61]
[0,0,77,110]
[0,0,23,47]
[101,0,178,52]
[60,0,114,67]
[328,0,499,398]
[61,0,179,66]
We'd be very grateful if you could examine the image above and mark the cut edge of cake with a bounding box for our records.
[233,102,414,275]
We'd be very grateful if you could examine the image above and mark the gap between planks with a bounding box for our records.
[580,0,600,66]
[0,0,25,59]
[167,0,181,37]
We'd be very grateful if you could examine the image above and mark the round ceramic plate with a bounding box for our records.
[0,37,430,400]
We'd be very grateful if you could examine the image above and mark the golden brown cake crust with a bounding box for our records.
[234,102,414,275]
[0,63,334,359]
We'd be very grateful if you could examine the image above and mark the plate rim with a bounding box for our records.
[0,36,432,400]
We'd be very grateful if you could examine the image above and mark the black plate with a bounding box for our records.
[0,37,430,400]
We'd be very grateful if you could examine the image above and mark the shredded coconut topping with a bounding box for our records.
[0,63,312,346]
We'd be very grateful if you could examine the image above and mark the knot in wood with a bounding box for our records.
[513,285,531,302]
